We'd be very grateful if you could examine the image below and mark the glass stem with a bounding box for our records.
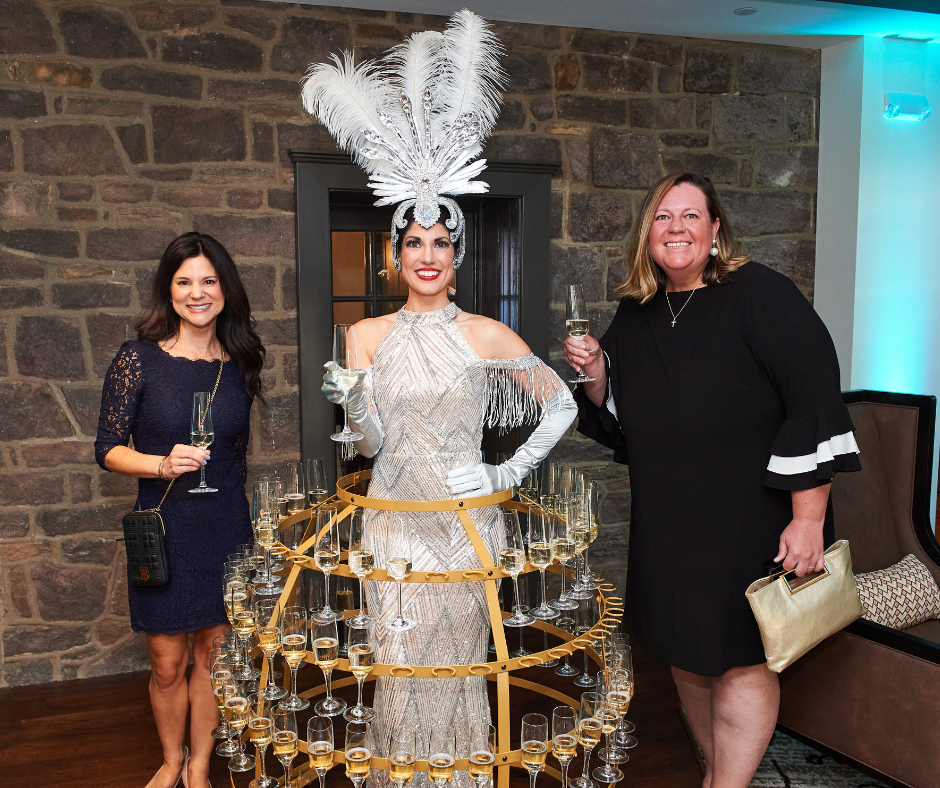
[539,569,548,608]
[283,762,292,788]
[512,575,522,616]
[257,744,268,779]
[559,567,568,599]
[199,462,207,488]
[343,400,351,432]
[266,652,277,688]
[289,664,299,699]
[264,547,273,587]
[322,571,332,618]
[323,668,333,702]
[581,746,593,781]
[584,546,591,578]
[582,648,590,676]
[398,580,404,621]
[318,769,327,788]
[358,575,367,617]
[604,734,613,768]
[560,761,569,788]
[529,769,539,788]
[356,676,365,709]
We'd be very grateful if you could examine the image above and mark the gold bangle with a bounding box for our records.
[157,456,168,480]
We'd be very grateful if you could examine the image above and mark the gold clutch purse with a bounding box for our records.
[745,539,865,673]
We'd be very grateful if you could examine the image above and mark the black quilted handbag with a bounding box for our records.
[122,506,172,587]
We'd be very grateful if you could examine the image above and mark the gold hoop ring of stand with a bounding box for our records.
[252,470,624,788]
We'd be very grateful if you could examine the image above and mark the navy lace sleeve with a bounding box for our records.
[744,267,861,490]
[95,341,144,470]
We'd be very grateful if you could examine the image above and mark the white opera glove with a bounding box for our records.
[446,389,577,496]
[321,362,384,458]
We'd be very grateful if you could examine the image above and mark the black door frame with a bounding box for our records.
[289,150,559,490]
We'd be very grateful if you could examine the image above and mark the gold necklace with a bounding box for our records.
[164,337,223,362]
[664,284,703,327]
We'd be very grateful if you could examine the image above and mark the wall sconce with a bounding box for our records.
[884,93,931,121]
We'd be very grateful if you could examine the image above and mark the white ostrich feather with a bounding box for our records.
[301,53,402,176]
[387,30,444,151]
[437,9,506,138]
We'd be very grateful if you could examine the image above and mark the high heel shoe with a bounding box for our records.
[178,746,190,788]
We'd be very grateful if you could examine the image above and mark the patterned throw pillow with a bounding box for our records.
[855,554,940,629]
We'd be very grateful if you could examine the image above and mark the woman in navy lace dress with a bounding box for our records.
[96,233,264,788]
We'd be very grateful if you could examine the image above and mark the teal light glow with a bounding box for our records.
[884,92,932,119]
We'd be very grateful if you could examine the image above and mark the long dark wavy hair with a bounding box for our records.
[137,232,266,403]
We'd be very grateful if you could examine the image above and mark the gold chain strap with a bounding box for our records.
[144,354,225,513]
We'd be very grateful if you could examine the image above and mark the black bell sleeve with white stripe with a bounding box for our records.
[747,274,861,490]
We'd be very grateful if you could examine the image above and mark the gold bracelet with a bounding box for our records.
[157,456,168,480]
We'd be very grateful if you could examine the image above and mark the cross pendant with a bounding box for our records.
[670,319,676,327]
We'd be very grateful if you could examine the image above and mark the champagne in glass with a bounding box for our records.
[428,729,456,787]
[344,618,376,722]
[225,692,256,772]
[348,508,375,626]
[305,457,328,506]
[330,324,364,443]
[388,726,417,788]
[528,505,559,621]
[272,708,298,788]
[311,503,341,622]
[385,515,416,633]
[189,391,218,493]
[550,497,579,612]
[211,668,240,757]
[345,722,372,788]
[254,597,287,702]
[247,694,278,788]
[501,509,535,628]
[307,715,334,788]
[312,618,347,717]
[592,676,625,783]
[521,713,550,788]
[552,705,579,788]
[468,724,497,788]
[573,693,602,788]
[566,285,596,384]
[278,605,309,712]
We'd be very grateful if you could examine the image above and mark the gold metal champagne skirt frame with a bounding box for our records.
[255,470,623,787]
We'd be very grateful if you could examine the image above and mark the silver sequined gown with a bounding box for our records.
[362,302,563,785]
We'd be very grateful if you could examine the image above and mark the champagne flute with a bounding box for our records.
[211,663,240,757]
[233,582,260,683]
[313,504,341,623]
[554,613,580,678]
[572,693,602,788]
[330,324,364,442]
[579,481,602,591]
[567,496,593,602]
[224,685,256,772]
[272,708,299,788]
[511,570,533,657]
[311,618,347,716]
[285,462,306,549]
[344,618,376,722]
[603,668,634,765]
[500,509,535,627]
[255,597,287,701]
[388,725,417,788]
[591,676,624,783]
[336,575,356,655]
[611,646,638,751]
[278,605,309,711]
[540,461,559,503]
[428,728,456,787]
[385,515,416,633]
[566,285,595,384]
[307,715,334,788]
[247,694,278,788]
[528,505,559,621]
[348,508,375,626]
[468,724,497,788]
[522,713,550,788]
[550,497,578,612]
[518,467,538,503]
[189,391,218,492]
[345,721,373,788]
[574,597,599,689]
[306,457,328,506]
[552,705,579,788]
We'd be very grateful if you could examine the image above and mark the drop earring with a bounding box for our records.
[710,237,719,257]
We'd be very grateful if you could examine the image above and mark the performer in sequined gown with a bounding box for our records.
[323,218,575,785]
[307,12,577,782]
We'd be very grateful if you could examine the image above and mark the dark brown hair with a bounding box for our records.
[136,232,266,402]
[616,172,750,303]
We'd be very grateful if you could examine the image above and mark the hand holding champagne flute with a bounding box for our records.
[189,391,218,493]
[330,324,364,443]
[566,285,596,384]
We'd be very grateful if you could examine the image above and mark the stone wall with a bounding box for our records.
[0,0,820,687]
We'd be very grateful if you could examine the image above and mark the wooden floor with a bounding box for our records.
[0,630,702,788]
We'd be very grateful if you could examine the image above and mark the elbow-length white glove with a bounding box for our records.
[446,389,577,496]
[321,362,384,458]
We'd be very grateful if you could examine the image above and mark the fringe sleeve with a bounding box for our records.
[483,355,573,431]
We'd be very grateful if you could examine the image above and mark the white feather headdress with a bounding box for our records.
[301,9,506,269]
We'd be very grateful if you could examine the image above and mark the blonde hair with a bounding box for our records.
[615,172,751,304]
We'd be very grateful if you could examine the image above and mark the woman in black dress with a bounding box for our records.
[564,173,860,788]
[95,233,264,788]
